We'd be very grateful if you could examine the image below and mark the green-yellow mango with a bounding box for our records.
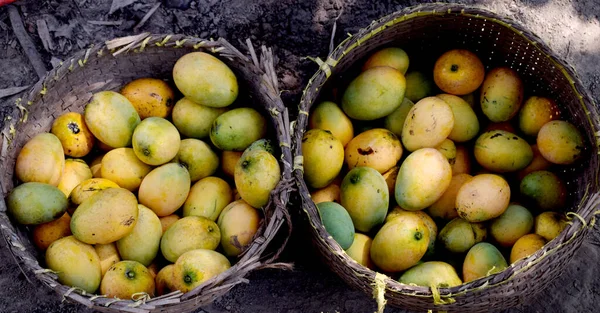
[234,149,280,208]
[132,117,181,166]
[57,159,92,197]
[95,243,120,277]
[301,129,344,189]
[15,133,65,186]
[117,204,162,266]
[463,242,508,283]
[404,71,435,102]
[341,66,406,120]
[46,236,102,293]
[480,67,524,122]
[518,96,560,137]
[244,138,275,155]
[510,234,547,264]
[490,204,534,247]
[172,97,228,139]
[402,97,455,152]
[436,139,457,164]
[395,148,452,211]
[428,173,472,220]
[309,101,354,147]
[7,182,67,225]
[160,216,221,263]
[71,188,138,244]
[456,174,510,222]
[173,52,238,108]
[398,261,462,288]
[534,211,568,241]
[100,260,155,299]
[537,120,584,165]
[437,94,479,142]
[383,97,415,138]
[101,148,152,191]
[474,130,533,173]
[340,167,388,232]
[387,208,437,258]
[172,138,219,182]
[438,217,487,254]
[138,163,191,216]
[171,249,231,293]
[218,199,262,256]
[520,170,566,212]
[362,47,409,74]
[183,176,232,220]
[84,91,140,148]
[344,128,402,174]
[345,233,375,270]
[69,178,120,208]
[210,108,267,151]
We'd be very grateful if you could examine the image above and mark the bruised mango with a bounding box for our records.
[117,205,162,266]
[7,182,67,225]
[342,66,406,121]
[340,167,388,233]
[15,133,65,186]
[120,78,175,119]
[183,176,232,220]
[101,148,152,191]
[218,200,262,256]
[46,236,102,294]
[138,163,191,217]
[51,112,95,157]
[71,188,138,244]
[480,67,524,122]
[309,101,354,147]
[302,129,344,189]
[84,91,140,148]
[474,130,533,173]
[345,128,402,174]
[132,117,181,166]
[235,149,280,208]
[160,216,221,263]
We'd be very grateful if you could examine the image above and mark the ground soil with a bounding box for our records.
[1,0,600,312]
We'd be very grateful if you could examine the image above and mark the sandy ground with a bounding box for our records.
[1,0,600,312]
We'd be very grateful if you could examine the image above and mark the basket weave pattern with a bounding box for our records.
[0,34,293,313]
[293,3,600,312]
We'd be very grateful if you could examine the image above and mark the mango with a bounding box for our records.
[172,249,231,293]
[310,183,341,204]
[235,149,280,208]
[395,148,452,211]
[537,120,584,165]
[210,108,267,151]
[510,234,547,264]
[155,264,175,296]
[159,214,180,234]
[183,176,232,220]
[383,97,415,138]
[32,213,71,251]
[138,163,191,216]
[132,117,181,166]
[7,182,67,225]
[436,139,457,164]
[398,261,462,288]
[474,130,533,173]
[15,133,65,186]
[517,144,553,180]
[309,101,354,147]
[117,205,162,266]
[344,128,402,174]
[221,150,244,179]
[341,66,406,120]
[69,178,120,208]
[362,47,409,74]
[316,202,355,250]
[534,211,568,241]
[46,236,102,293]
[173,52,238,108]
[438,218,487,254]
[490,204,534,247]
[480,67,524,122]
[51,112,95,157]
[404,71,435,102]
[172,138,219,182]
[71,188,138,244]
[101,148,152,192]
[387,208,437,257]
[437,94,479,142]
[84,91,140,148]
[301,129,344,189]
[345,233,375,269]
[160,216,221,263]
[57,159,92,197]
[520,171,567,211]
[433,49,485,96]
[463,242,508,283]
[89,154,104,178]
[120,77,175,119]
[452,145,472,175]
[218,199,262,256]
[428,173,472,220]
[95,243,120,276]
[382,166,400,196]
[370,211,429,272]
[456,174,510,222]
[100,260,155,299]
[402,97,455,152]
[518,96,560,137]
[244,138,275,155]
[172,97,228,140]
[340,167,388,232]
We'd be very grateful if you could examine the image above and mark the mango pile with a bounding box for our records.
[7,52,281,299]
[303,47,582,287]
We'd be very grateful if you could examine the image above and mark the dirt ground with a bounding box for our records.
[1,0,600,312]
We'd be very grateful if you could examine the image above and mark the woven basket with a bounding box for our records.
[0,33,293,313]
[292,3,600,312]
